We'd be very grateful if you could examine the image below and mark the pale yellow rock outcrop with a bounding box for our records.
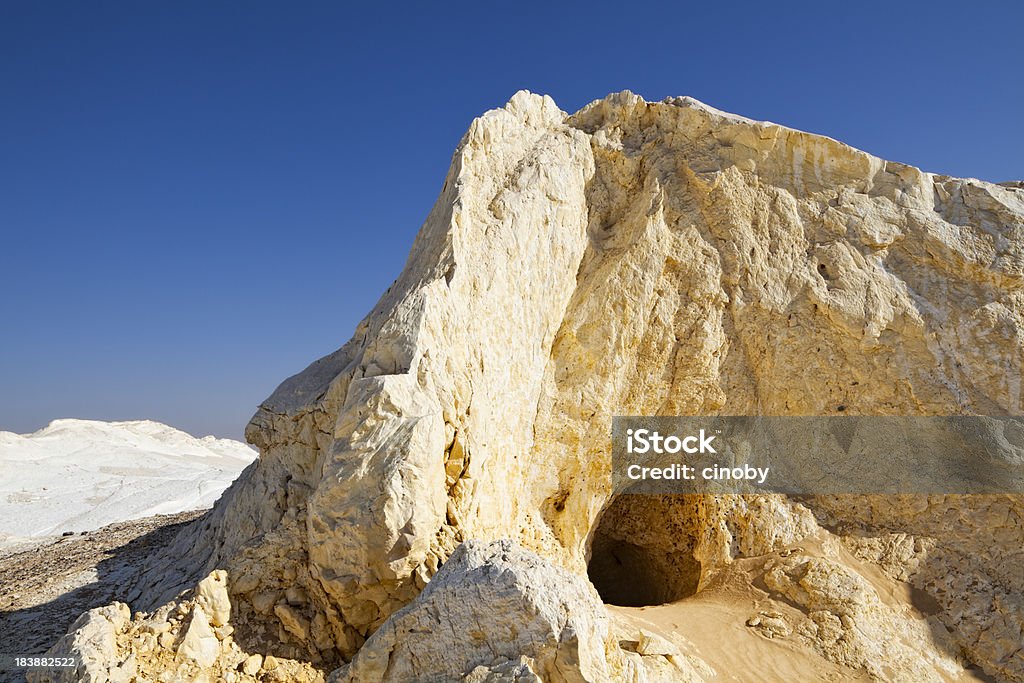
[178,605,219,667]
[332,539,623,682]
[40,91,1023,682]
[28,603,131,683]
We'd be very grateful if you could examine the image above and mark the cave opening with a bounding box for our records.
[586,494,702,607]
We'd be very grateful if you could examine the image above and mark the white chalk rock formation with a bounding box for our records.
[40,91,1023,682]
[178,605,219,667]
[0,419,256,545]
[28,603,133,683]
[332,539,619,682]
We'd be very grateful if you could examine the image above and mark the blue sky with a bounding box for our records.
[1,2,1021,439]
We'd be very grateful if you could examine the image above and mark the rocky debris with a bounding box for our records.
[763,552,966,680]
[241,653,263,675]
[0,510,204,662]
[745,611,791,639]
[29,570,323,683]
[194,570,231,628]
[464,656,542,682]
[25,602,131,683]
[178,605,219,667]
[636,629,681,657]
[610,619,714,683]
[35,90,1024,682]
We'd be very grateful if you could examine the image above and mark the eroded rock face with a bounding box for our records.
[36,570,324,683]
[42,92,1023,681]
[763,551,964,680]
[28,603,132,683]
[332,539,617,682]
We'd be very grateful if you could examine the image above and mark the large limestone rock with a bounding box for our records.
[178,605,219,667]
[331,539,621,682]
[27,603,133,683]
[41,91,1023,681]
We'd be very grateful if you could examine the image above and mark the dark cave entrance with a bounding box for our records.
[586,494,702,607]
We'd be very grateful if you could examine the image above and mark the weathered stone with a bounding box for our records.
[242,653,263,675]
[285,585,308,606]
[275,602,311,642]
[464,656,543,682]
[195,569,231,627]
[331,540,617,682]
[637,629,680,657]
[27,602,130,683]
[178,605,219,667]
[250,590,280,615]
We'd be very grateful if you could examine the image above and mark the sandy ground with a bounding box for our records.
[610,538,992,683]
[0,510,204,666]
[612,588,867,681]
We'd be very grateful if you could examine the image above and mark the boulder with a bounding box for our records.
[330,540,617,682]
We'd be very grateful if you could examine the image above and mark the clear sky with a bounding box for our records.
[1,2,1021,440]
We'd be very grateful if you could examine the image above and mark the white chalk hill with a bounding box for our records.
[0,419,256,545]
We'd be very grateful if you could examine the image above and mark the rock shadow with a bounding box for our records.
[0,512,204,682]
